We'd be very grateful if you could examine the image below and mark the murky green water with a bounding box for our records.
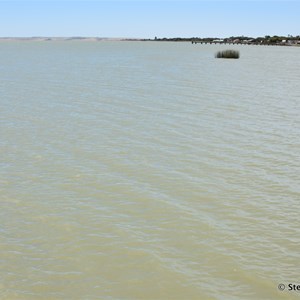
[1,41,300,299]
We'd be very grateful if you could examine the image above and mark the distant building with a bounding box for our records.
[212,39,224,43]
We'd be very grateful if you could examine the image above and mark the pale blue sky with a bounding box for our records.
[0,1,299,38]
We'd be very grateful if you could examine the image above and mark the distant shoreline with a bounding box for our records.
[0,35,299,46]
[0,37,124,42]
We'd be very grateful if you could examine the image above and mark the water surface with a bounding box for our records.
[1,41,300,299]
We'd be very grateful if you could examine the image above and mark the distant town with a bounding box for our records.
[147,35,300,46]
[1,35,300,46]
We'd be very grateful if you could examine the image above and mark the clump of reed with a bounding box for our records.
[215,50,240,59]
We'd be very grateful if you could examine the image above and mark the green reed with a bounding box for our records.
[215,50,240,59]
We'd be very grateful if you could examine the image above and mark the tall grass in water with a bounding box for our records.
[215,50,240,59]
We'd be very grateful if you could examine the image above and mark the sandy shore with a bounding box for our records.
[0,37,128,42]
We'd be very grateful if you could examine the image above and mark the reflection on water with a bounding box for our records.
[1,41,300,299]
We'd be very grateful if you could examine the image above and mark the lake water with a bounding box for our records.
[1,41,299,299]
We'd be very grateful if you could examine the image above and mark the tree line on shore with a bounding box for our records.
[144,35,300,45]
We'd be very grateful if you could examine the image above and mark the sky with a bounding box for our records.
[0,1,299,38]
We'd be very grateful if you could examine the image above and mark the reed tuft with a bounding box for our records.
[215,50,240,59]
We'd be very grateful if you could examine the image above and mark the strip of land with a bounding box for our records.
[148,35,300,46]
[0,35,299,46]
